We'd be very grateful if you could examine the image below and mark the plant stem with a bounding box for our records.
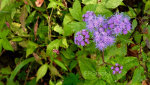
[48,8,54,41]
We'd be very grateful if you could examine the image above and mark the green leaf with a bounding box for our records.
[64,21,86,36]
[11,37,23,42]
[132,19,138,30]
[63,14,73,26]
[82,0,97,5]
[26,41,38,57]
[144,1,150,14]
[54,24,64,35]
[0,29,9,38]
[78,57,97,80]
[142,52,147,62]
[132,66,145,84]
[61,38,68,48]
[127,7,136,18]
[47,0,64,9]
[0,66,11,74]
[49,80,55,85]
[54,59,68,71]
[26,11,36,25]
[69,60,77,70]
[46,39,61,56]
[36,64,48,82]
[9,57,35,80]
[63,73,80,85]
[62,48,75,59]
[98,67,114,84]
[82,4,98,14]
[69,0,82,21]
[95,4,112,17]
[2,38,13,51]
[0,0,11,10]
[105,0,123,9]
[134,32,142,43]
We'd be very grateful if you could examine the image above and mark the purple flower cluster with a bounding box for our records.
[74,29,90,46]
[111,63,123,74]
[93,29,115,50]
[82,11,107,32]
[81,11,132,50]
[107,13,132,35]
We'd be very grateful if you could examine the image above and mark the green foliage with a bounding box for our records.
[0,0,149,84]
[36,64,48,82]
[69,0,82,21]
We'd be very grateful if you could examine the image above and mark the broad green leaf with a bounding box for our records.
[96,4,112,17]
[84,79,106,85]
[69,0,82,21]
[47,0,64,9]
[78,57,97,80]
[132,19,137,30]
[63,14,73,26]
[54,25,64,35]
[2,38,13,51]
[144,1,150,14]
[26,41,38,57]
[46,39,61,56]
[9,57,35,80]
[49,64,62,77]
[114,57,139,80]
[98,67,114,84]
[82,4,98,14]
[142,52,147,62]
[63,73,80,85]
[132,66,145,84]
[36,64,48,82]
[0,0,11,10]
[54,59,68,71]
[82,0,97,5]
[62,48,75,59]
[61,38,68,48]
[64,21,86,36]
[0,29,9,39]
[105,0,123,9]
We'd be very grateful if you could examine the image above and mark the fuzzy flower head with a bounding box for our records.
[107,13,132,35]
[83,11,107,32]
[111,63,123,75]
[74,29,90,46]
[93,28,115,51]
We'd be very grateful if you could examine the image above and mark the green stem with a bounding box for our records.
[48,8,54,41]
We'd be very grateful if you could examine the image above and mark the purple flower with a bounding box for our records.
[107,13,132,35]
[111,63,123,75]
[120,66,123,69]
[113,70,116,74]
[119,71,122,74]
[74,29,90,46]
[115,63,119,66]
[115,67,119,71]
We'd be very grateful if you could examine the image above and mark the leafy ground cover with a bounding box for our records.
[0,0,150,85]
